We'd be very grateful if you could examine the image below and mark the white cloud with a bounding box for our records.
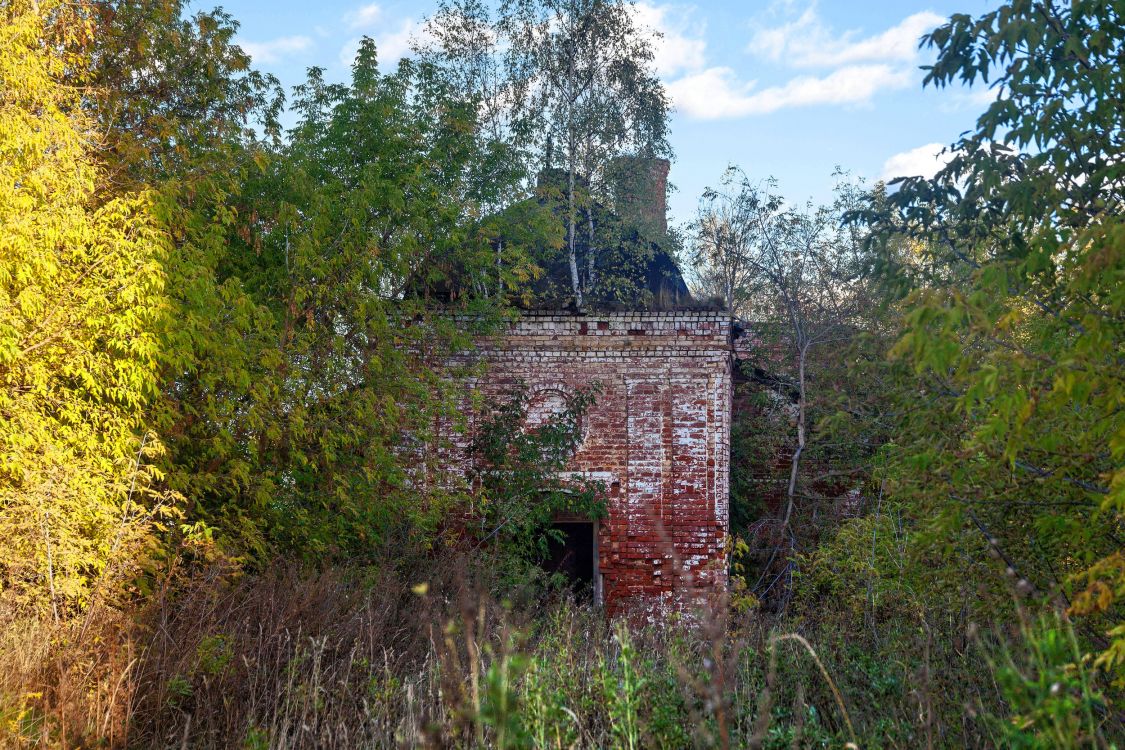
[748,5,944,68]
[668,63,912,120]
[345,3,383,30]
[237,35,313,64]
[881,142,953,180]
[376,19,418,62]
[338,19,420,69]
[645,2,939,120]
[631,2,707,78]
[339,37,363,68]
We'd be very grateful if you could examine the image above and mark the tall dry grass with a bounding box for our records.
[1,555,1119,748]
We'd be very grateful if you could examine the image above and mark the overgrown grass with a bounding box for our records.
[1,559,1119,748]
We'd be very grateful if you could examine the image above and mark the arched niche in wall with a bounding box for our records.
[523,382,588,448]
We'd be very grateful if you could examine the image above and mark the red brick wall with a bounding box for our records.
[447,311,733,614]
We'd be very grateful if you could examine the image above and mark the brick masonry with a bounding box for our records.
[447,310,735,615]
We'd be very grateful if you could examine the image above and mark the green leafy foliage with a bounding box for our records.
[469,384,605,574]
[0,0,179,612]
[851,0,1124,683]
[77,0,284,190]
[158,46,526,558]
[146,38,544,561]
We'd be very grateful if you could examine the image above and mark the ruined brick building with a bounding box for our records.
[448,158,745,613]
[472,310,738,613]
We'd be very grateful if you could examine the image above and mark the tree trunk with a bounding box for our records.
[782,341,807,532]
[725,262,735,314]
[566,53,582,309]
[586,206,597,296]
[568,160,581,308]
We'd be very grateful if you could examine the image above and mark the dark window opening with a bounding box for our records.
[542,522,595,600]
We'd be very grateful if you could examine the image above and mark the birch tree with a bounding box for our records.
[506,0,669,308]
[421,0,672,308]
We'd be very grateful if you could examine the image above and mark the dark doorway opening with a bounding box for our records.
[543,522,596,600]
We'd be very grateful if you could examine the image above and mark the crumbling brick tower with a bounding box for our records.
[471,310,735,614]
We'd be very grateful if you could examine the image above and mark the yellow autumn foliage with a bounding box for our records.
[0,0,178,614]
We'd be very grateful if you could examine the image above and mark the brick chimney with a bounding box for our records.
[609,156,670,238]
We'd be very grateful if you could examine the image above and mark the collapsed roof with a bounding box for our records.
[521,157,693,310]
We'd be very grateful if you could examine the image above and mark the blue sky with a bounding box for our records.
[222,0,1000,226]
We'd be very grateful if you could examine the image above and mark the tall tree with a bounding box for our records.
[423,0,671,309]
[689,166,784,316]
[507,0,670,307]
[0,0,175,612]
[164,44,547,558]
[854,0,1125,682]
[696,171,874,603]
[40,0,297,558]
